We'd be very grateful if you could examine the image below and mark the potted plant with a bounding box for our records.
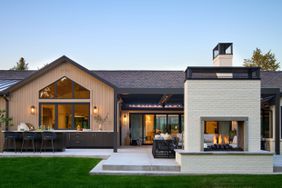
[0,110,13,152]
[94,113,109,131]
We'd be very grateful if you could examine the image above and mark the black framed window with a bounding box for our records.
[39,77,90,99]
[261,109,273,138]
[39,103,90,130]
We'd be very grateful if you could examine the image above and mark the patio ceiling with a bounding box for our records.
[120,94,184,110]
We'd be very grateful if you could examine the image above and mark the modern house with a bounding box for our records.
[0,43,281,173]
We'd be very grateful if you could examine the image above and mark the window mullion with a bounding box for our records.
[72,104,75,129]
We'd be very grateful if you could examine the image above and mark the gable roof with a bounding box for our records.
[0,56,117,94]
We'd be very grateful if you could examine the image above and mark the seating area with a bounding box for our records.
[3,131,64,152]
[152,133,181,158]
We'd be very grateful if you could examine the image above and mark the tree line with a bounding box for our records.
[10,49,280,71]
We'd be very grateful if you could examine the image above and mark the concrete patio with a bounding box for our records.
[2,146,282,175]
[90,146,180,175]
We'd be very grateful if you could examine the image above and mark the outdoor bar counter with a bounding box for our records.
[2,130,114,152]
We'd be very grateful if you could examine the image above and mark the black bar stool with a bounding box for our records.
[21,132,36,153]
[4,132,19,153]
[40,131,56,153]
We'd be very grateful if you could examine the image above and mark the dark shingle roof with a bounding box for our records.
[261,71,282,91]
[1,69,282,92]
[0,70,35,80]
[93,71,185,88]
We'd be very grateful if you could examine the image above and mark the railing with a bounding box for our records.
[185,66,260,80]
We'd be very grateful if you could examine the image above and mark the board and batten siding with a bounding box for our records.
[7,62,114,131]
[0,97,5,111]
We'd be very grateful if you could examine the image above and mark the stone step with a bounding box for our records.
[102,164,180,172]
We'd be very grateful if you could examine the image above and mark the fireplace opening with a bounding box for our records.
[203,121,244,151]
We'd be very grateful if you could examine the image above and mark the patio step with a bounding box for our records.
[102,164,180,172]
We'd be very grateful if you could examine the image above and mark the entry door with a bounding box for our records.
[130,114,143,145]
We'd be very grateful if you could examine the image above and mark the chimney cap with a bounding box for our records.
[213,43,233,59]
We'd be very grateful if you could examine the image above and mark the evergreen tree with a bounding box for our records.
[11,57,29,70]
[243,48,280,71]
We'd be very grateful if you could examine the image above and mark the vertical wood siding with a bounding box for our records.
[8,62,114,131]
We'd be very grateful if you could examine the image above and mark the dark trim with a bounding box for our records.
[39,102,90,130]
[213,43,233,59]
[185,66,261,80]
[39,76,91,99]
[117,88,184,95]
[2,55,117,94]
[113,90,118,152]
[261,88,280,155]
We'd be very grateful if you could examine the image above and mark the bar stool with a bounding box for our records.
[21,132,36,153]
[40,131,56,153]
[4,132,19,153]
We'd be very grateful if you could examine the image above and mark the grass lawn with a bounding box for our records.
[0,157,281,188]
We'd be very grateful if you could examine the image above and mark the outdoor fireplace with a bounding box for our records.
[203,120,244,151]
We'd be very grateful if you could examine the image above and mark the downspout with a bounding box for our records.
[3,94,9,130]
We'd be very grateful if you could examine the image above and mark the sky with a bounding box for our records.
[0,0,281,70]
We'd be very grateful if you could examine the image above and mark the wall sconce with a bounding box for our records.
[123,114,127,120]
[30,105,35,115]
[93,106,98,114]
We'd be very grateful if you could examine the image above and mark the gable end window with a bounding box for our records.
[39,77,90,99]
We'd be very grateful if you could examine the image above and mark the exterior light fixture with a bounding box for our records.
[30,105,35,115]
[123,114,127,120]
[93,106,98,114]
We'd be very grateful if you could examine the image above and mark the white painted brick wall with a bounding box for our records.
[176,152,273,174]
[184,80,261,152]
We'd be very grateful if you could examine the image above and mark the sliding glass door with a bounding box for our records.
[155,115,167,134]
[129,113,183,145]
[144,114,154,144]
[168,114,179,137]
[130,114,143,145]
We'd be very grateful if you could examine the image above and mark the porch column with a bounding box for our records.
[261,88,280,155]
[274,89,280,155]
[113,90,118,152]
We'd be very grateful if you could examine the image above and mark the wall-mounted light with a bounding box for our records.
[30,105,35,115]
[123,114,127,120]
[93,106,98,114]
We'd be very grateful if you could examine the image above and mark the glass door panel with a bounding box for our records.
[40,104,55,129]
[130,114,143,145]
[168,115,179,137]
[58,104,73,129]
[74,104,90,129]
[144,114,154,144]
[155,115,167,134]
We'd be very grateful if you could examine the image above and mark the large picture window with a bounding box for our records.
[40,103,90,130]
[39,77,90,99]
